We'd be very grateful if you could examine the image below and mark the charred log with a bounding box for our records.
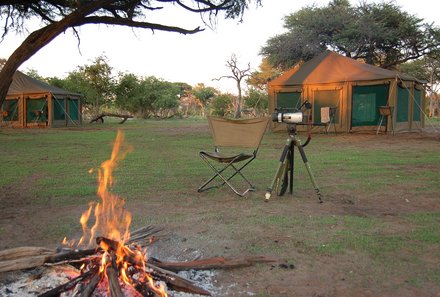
[37,269,95,297]
[148,255,277,272]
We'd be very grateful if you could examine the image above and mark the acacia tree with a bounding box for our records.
[399,52,440,117]
[247,57,282,91]
[214,54,251,118]
[261,0,440,70]
[0,0,261,108]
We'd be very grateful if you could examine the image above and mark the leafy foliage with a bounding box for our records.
[114,74,180,117]
[247,57,282,91]
[261,0,440,70]
[399,52,440,116]
[210,93,233,117]
[244,87,268,115]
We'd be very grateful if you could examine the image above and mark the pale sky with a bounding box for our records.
[0,0,438,94]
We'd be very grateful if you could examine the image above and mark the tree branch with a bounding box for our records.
[76,16,203,34]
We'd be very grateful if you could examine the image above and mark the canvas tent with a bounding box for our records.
[268,51,426,133]
[1,71,82,128]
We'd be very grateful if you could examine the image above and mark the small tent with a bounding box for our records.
[268,51,426,133]
[1,71,82,128]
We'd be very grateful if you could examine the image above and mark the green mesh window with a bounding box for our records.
[396,86,409,122]
[413,89,422,121]
[68,99,79,120]
[53,98,66,121]
[2,99,19,121]
[26,98,47,123]
[352,85,388,127]
[276,92,301,110]
[313,90,340,123]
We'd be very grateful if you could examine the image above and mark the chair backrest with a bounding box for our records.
[321,107,330,123]
[208,116,270,149]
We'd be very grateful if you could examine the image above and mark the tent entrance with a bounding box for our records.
[312,89,341,124]
[52,97,80,126]
[26,97,48,127]
[351,84,388,128]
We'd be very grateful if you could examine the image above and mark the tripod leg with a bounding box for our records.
[289,141,294,194]
[295,139,323,203]
[265,138,292,201]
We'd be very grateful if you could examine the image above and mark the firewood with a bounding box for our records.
[133,278,162,297]
[129,225,161,238]
[0,255,49,273]
[81,272,102,297]
[147,263,211,296]
[148,255,278,272]
[37,269,94,297]
[0,246,54,261]
[44,248,98,264]
[107,265,124,297]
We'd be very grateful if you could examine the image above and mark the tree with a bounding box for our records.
[399,52,440,117]
[114,72,143,113]
[247,57,282,91]
[261,0,440,70]
[210,93,233,117]
[243,87,268,116]
[214,54,251,118]
[115,74,180,118]
[79,55,114,114]
[0,0,262,108]
[192,83,217,117]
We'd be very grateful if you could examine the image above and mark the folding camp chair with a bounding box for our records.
[321,106,337,134]
[198,116,270,197]
[376,106,394,135]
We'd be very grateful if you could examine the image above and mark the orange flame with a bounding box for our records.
[65,130,168,296]
[78,129,133,247]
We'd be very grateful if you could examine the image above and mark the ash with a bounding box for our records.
[0,265,79,297]
[173,269,218,297]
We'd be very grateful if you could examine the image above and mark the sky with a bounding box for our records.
[0,0,438,94]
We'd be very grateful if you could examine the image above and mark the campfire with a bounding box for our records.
[0,130,275,297]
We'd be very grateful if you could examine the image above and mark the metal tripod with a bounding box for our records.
[265,124,323,202]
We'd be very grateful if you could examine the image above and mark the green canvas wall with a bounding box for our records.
[352,85,388,127]
[276,92,301,110]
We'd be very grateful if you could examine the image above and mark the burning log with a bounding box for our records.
[81,272,102,297]
[106,265,124,297]
[95,236,211,296]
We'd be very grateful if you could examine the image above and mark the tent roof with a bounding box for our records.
[269,51,423,86]
[7,71,81,97]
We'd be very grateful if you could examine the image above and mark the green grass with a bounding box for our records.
[1,118,439,293]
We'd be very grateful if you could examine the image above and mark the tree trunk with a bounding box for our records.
[0,1,107,108]
[234,80,243,118]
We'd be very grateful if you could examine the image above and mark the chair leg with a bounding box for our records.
[198,154,256,196]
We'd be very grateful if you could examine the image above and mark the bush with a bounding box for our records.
[210,94,233,117]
